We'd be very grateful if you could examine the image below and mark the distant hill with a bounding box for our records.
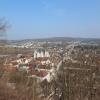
[0,40,8,45]
[9,37,100,44]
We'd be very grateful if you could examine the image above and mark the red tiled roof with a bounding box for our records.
[39,70,48,77]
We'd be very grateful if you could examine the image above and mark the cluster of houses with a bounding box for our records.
[4,44,78,82]
[4,48,55,78]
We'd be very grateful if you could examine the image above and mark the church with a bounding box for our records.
[33,48,50,59]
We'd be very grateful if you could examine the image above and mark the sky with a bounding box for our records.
[0,0,100,40]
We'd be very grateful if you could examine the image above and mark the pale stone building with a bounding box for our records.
[33,48,50,59]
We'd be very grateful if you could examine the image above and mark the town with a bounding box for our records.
[0,38,100,100]
[0,0,100,100]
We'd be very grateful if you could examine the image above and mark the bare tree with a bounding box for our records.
[0,17,9,45]
[0,17,8,32]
